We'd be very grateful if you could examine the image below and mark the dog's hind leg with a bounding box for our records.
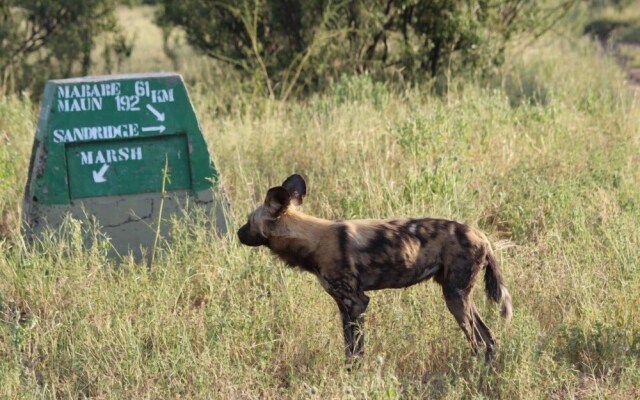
[472,305,496,360]
[443,286,480,355]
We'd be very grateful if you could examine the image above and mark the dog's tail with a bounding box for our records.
[485,251,513,323]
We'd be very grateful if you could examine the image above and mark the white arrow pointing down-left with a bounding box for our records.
[92,164,109,183]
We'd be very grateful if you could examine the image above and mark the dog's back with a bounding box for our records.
[328,218,490,291]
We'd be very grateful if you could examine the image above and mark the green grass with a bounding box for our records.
[1,8,640,399]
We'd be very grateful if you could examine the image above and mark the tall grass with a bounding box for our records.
[1,15,639,399]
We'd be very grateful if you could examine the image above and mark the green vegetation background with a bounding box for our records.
[1,2,639,399]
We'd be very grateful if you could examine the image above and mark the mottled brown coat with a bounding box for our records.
[238,175,512,361]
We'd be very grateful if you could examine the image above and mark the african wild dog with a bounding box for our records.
[238,174,513,362]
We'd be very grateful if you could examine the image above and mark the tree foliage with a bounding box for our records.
[0,0,128,95]
[157,0,577,97]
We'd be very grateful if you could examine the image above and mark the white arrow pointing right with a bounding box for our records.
[92,164,109,183]
[141,125,166,133]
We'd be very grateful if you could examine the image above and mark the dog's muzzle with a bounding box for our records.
[237,223,269,247]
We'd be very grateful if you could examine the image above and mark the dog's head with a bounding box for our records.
[237,174,307,247]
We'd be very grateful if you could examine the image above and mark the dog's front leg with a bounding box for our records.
[328,287,370,361]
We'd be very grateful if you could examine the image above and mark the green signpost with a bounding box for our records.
[23,73,229,261]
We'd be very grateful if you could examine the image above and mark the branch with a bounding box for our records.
[363,0,396,64]
[9,5,71,62]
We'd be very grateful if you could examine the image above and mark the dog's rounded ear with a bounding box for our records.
[282,174,307,206]
[265,186,291,215]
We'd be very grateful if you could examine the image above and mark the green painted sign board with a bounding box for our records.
[23,73,229,260]
[66,135,191,199]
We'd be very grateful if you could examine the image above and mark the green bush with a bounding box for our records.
[583,16,636,40]
[0,0,130,95]
[157,0,578,97]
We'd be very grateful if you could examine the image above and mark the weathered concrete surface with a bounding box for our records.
[23,189,229,261]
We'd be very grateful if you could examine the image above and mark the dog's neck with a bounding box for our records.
[267,208,332,273]
[272,208,332,244]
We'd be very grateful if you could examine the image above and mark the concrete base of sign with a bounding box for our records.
[23,189,229,262]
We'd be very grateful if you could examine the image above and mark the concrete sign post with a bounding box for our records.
[23,73,228,261]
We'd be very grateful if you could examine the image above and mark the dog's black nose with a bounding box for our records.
[237,223,267,247]
[237,224,249,244]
